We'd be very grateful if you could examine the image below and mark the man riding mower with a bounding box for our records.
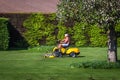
[53,34,80,57]
[44,34,80,58]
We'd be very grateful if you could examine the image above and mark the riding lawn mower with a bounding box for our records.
[44,46,80,58]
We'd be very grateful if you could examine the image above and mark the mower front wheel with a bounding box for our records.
[53,50,62,57]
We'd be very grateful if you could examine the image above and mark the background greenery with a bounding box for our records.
[0,18,9,50]
[0,13,120,50]
[23,13,119,47]
[115,23,120,47]
[0,46,120,80]
[23,13,57,47]
[56,0,120,54]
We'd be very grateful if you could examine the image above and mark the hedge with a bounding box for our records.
[115,23,120,47]
[72,22,88,47]
[23,13,120,47]
[23,13,57,47]
[0,18,9,50]
[88,24,107,47]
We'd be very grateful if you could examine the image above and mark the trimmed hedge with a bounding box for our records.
[0,18,9,50]
[88,24,107,47]
[71,23,107,47]
[23,13,57,47]
[57,23,67,40]
[23,13,120,47]
[115,23,120,47]
[72,22,88,47]
[23,13,46,46]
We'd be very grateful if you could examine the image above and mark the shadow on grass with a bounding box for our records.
[117,60,120,63]
[62,55,85,58]
[77,56,85,58]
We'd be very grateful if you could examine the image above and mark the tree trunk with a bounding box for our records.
[107,26,117,62]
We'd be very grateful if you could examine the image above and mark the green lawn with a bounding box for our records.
[0,46,120,80]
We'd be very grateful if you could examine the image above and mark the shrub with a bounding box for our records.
[45,23,56,45]
[117,38,120,47]
[72,22,88,47]
[70,60,120,69]
[28,46,54,53]
[23,13,57,47]
[0,18,9,50]
[23,13,109,47]
[115,23,120,47]
[23,13,46,46]
[57,23,67,40]
[88,24,107,47]
[45,13,57,45]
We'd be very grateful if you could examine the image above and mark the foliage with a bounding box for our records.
[28,46,54,53]
[70,60,120,69]
[57,0,120,28]
[0,18,9,50]
[72,22,107,47]
[45,23,56,45]
[83,0,120,27]
[57,23,67,40]
[72,22,88,46]
[88,24,107,47]
[23,13,57,46]
[115,23,120,32]
[115,23,120,47]
[23,12,118,47]
[23,13,45,46]
[118,38,120,47]
[56,0,83,23]
[57,0,120,62]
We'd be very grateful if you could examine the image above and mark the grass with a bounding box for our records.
[0,46,120,80]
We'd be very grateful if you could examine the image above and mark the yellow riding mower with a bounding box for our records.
[52,47,80,57]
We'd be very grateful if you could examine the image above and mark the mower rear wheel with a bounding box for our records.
[70,52,76,57]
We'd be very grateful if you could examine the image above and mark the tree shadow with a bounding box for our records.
[7,22,29,50]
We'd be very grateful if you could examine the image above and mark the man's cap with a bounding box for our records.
[65,34,69,37]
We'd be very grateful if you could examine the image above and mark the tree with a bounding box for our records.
[56,0,120,62]
[56,0,82,27]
